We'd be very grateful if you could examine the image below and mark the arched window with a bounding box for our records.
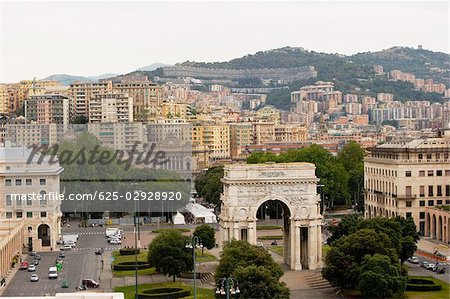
[39,190,47,207]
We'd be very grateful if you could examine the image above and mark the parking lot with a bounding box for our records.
[406,255,450,284]
[2,226,120,296]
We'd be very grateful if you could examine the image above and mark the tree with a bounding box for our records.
[217,240,289,298]
[193,224,216,255]
[358,254,407,298]
[147,230,192,281]
[72,115,88,124]
[233,265,290,299]
[322,228,399,290]
[194,167,224,205]
[326,214,363,245]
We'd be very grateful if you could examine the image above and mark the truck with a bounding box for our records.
[105,227,119,237]
[60,234,78,245]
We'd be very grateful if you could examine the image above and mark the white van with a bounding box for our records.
[48,267,58,279]
[105,228,119,237]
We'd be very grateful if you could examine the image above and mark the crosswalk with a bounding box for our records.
[78,232,105,235]
[73,247,119,251]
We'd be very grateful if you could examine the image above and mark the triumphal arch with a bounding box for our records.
[219,163,323,270]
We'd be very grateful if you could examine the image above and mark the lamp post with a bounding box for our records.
[216,277,240,299]
[185,236,202,299]
[130,182,140,299]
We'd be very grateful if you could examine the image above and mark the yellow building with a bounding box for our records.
[253,122,275,145]
[0,219,26,280]
[274,125,308,142]
[230,123,253,159]
[161,100,190,119]
[192,124,230,160]
[112,82,163,121]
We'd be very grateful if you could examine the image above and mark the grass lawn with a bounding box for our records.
[256,225,282,230]
[258,235,283,240]
[404,276,449,299]
[111,250,156,277]
[114,282,215,299]
[195,249,218,262]
[268,245,284,256]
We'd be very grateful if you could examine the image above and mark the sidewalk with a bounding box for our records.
[416,238,449,261]
[0,253,27,296]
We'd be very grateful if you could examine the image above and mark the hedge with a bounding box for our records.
[120,248,140,255]
[152,228,190,234]
[113,261,152,271]
[406,278,442,292]
[137,287,191,299]
[257,235,283,240]
[256,225,282,230]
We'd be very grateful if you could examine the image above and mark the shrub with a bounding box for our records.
[113,261,152,271]
[152,228,190,234]
[256,225,282,230]
[406,278,442,291]
[138,287,190,299]
[120,248,140,255]
[257,235,283,240]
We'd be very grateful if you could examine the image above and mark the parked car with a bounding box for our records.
[30,252,36,256]
[420,261,429,268]
[110,239,121,245]
[20,261,29,270]
[33,259,39,265]
[34,254,41,260]
[30,274,39,282]
[94,249,104,255]
[407,256,420,264]
[60,245,72,251]
[58,253,66,258]
[28,264,36,272]
[82,279,100,288]
[425,263,435,270]
[436,266,446,274]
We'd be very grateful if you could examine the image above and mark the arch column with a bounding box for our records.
[292,219,302,270]
[308,224,318,270]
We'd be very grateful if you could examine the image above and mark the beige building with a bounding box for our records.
[161,101,190,119]
[113,81,163,121]
[424,206,450,244]
[69,81,113,118]
[88,93,133,123]
[5,124,58,147]
[0,219,26,281]
[253,123,275,145]
[230,123,253,159]
[25,94,69,127]
[0,146,63,252]
[364,129,450,235]
[275,125,308,143]
[88,122,144,151]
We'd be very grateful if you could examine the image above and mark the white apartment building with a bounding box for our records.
[364,129,450,235]
[0,146,63,252]
[89,93,133,123]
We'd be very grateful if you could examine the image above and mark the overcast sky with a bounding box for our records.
[1,1,448,82]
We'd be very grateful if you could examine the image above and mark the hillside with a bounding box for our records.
[44,73,118,86]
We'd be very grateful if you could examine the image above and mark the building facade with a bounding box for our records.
[88,93,133,123]
[25,94,69,127]
[364,129,450,235]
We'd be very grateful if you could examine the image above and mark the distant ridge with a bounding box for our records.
[43,73,118,85]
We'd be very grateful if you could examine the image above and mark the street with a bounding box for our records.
[2,224,120,296]
[406,254,450,284]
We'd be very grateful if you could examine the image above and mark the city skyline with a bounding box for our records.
[1,0,449,83]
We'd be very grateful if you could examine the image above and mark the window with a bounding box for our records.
[428,186,434,197]
[437,170,442,176]
[419,212,425,219]
[16,212,23,218]
[446,200,450,205]
[5,194,12,206]
[27,196,32,206]
[428,200,434,206]
[427,170,434,176]
[419,170,425,177]
[427,154,432,160]
[437,200,442,205]
[40,179,46,186]
[5,179,12,186]
[26,212,33,218]
[6,212,12,219]
[437,185,442,196]
[405,171,411,177]
[15,179,22,186]
[26,179,32,186]
[419,200,425,207]
[40,212,47,218]
[419,186,425,197]
[406,201,412,207]
[445,170,450,176]
[418,154,423,160]
[406,212,412,218]
[39,191,47,207]
[446,185,450,196]
[16,196,22,206]
[406,186,412,196]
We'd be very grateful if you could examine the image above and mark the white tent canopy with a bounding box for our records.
[184,199,217,224]
[173,212,186,225]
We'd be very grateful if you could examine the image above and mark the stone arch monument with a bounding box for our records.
[219,163,323,270]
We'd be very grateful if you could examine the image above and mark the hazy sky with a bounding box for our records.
[1,1,448,82]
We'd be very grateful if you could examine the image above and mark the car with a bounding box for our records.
[28,264,36,272]
[420,261,429,268]
[256,242,265,248]
[55,258,64,265]
[20,261,29,270]
[436,266,446,274]
[30,252,36,256]
[60,245,72,251]
[58,253,66,258]
[33,259,39,265]
[94,249,104,255]
[110,239,121,245]
[425,263,435,270]
[34,254,41,260]
[82,279,100,288]
[48,267,58,279]
[407,256,420,264]
[30,274,39,282]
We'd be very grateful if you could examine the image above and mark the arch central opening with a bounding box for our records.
[255,199,291,266]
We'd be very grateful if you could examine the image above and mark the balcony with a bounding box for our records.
[396,194,417,200]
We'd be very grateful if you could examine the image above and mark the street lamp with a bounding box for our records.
[185,236,203,299]
[216,277,240,299]
[130,182,140,299]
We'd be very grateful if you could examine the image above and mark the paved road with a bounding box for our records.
[406,255,450,284]
[2,227,119,296]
